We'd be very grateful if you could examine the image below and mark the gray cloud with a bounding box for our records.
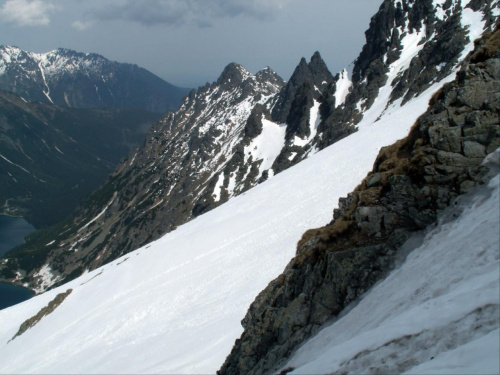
[91,0,289,27]
[0,0,57,27]
[71,20,94,31]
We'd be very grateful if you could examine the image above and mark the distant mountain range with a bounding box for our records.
[0,46,190,113]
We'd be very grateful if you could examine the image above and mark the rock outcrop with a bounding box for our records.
[0,63,286,291]
[10,288,72,341]
[271,51,333,125]
[219,25,500,375]
[317,0,494,149]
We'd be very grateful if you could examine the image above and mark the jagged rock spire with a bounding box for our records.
[309,51,333,90]
[271,51,334,124]
[255,66,285,87]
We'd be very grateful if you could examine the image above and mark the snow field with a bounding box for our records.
[333,69,351,108]
[292,99,321,147]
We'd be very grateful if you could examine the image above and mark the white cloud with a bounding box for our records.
[72,20,94,31]
[0,0,56,26]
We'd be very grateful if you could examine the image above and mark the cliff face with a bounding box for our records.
[219,26,500,375]
[317,0,497,149]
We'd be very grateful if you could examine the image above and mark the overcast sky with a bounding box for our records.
[0,0,381,88]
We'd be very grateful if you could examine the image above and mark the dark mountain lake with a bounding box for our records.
[0,215,36,310]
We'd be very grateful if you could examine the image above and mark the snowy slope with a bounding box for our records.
[280,170,500,375]
[0,68,468,373]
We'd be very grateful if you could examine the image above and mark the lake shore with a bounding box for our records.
[0,215,36,309]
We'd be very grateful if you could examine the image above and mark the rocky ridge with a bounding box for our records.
[218,25,500,374]
[316,0,497,149]
[1,0,495,292]
[0,46,189,113]
[0,63,286,290]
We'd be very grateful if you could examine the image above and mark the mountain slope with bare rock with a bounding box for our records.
[219,23,500,375]
[1,0,496,294]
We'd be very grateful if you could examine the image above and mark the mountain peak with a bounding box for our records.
[271,51,334,123]
[255,66,285,87]
[0,44,19,53]
[256,66,275,76]
[55,47,78,55]
[287,52,333,89]
[217,62,253,86]
[53,48,105,61]
[0,45,27,63]
[308,51,333,90]
[310,50,322,62]
[308,51,330,77]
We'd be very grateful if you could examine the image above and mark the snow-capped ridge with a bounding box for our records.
[0,1,498,374]
[2,34,498,371]
[1,45,110,78]
[2,58,286,292]
[316,0,495,149]
[0,45,189,113]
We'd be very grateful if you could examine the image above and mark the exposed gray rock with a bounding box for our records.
[4,0,497,297]
[316,0,485,150]
[463,140,487,157]
[428,125,462,153]
[0,64,285,290]
[272,52,333,124]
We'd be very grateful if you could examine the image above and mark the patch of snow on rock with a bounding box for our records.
[334,69,351,108]
[245,116,287,178]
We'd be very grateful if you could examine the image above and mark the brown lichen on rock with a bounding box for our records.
[10,289,73,342]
